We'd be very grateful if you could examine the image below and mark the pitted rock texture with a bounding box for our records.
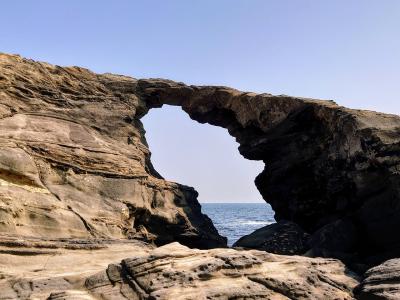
[0,240,360,299]
[355,258,400,300]
[85,242,360,300]
[0,53,225,249]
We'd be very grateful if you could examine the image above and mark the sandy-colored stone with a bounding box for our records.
[0,235,152,299]
[0,53,225,249]
[86,242,360,300]
[0,239,360,299]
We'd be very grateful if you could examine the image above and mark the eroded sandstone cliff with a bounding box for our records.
[0,53,226,249]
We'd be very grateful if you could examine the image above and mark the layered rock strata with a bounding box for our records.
[0,235,153,299]
[355,258,400,300]
[85,242,360,300]
[0,53,225,249]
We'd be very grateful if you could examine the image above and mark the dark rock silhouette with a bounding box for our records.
[233,220,310,255]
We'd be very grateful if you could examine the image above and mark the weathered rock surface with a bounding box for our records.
[0,234,153,299]
[84,242,359,300]
[0,53,225,249]
[0,240,360,299]
[355,258,400,299]
[233,220,310,255]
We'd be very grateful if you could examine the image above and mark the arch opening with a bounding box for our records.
[142,105,275,245]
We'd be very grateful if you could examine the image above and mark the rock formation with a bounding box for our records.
[0,53,226,249]
[233,220,310,255]
[137,78,400,265]
[0,235,154,299]
[85,242,360,300]
[0,240,360,299]
[355,258,400,299]
[1,52,400,299]
[3,52,400,261]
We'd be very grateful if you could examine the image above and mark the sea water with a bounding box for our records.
[201,203,275,246]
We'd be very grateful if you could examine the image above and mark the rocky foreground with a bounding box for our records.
[0,53,400,299]
[0,238,359,299]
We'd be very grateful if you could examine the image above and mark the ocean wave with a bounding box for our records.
[236,220,274,226]
[201,203,275,246]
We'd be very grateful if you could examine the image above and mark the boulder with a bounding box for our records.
[233,220,310,255]
[306,219,359,265]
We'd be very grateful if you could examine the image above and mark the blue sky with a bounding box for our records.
[1,1,399,202]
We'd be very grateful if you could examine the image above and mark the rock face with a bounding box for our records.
[355,258,400,299]
[0,53,226,249]
[86,242,359,299]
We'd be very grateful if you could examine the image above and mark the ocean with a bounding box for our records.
[201,203,275,246]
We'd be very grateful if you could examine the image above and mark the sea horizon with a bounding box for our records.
[201,202,275,246]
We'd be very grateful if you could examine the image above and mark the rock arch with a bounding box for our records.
[1,53,399,263]
[136,78,400,262]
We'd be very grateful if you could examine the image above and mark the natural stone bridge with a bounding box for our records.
[1,53,400,299]
[137,78,400,265]
[0,53,399,263]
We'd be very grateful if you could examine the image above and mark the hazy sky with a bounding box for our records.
[1,1,399,202]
